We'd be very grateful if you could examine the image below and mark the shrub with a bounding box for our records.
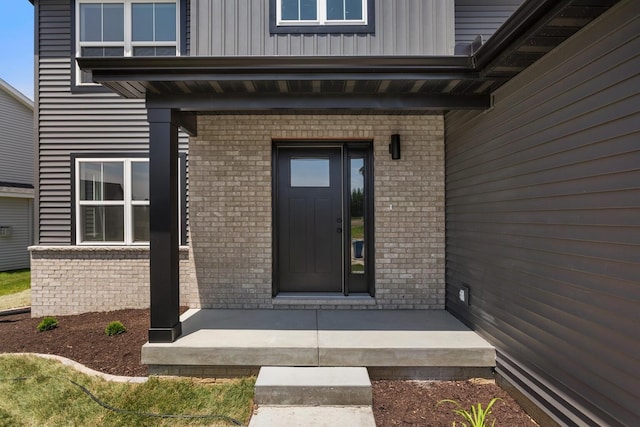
[105,321,126,336]
[37,317,58,332]
[438,398,501,427]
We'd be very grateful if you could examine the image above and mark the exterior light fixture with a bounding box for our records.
[389,134,401,160]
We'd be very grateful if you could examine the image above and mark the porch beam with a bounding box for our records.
[147,108,182,343]
[145,93,490,111]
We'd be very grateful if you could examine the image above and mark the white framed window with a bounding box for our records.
[276,0,368,26]
[76,0,179,85]
[75,157,184,245]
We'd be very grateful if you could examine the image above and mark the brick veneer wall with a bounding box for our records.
[29,114,445,316]
[190,114,445,309]
[29,246,197,316]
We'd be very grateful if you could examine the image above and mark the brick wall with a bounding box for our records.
[29,113,445,315]
[29,246,197,316]
[190,114,445,309]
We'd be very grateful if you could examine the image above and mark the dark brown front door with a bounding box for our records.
[276,147,343,292]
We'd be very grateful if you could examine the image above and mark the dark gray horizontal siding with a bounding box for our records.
[36,0,187,245]
[0,88,33,186]
[445,1,639,426]
[455,0,525,45]
[193,0,454,56]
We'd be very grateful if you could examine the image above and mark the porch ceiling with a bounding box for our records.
[77,0,619,112]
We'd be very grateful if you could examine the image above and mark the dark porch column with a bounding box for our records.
[147,108,181,343]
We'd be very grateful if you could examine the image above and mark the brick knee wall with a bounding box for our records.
[29,246,198,317]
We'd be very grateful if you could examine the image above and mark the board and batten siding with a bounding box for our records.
[454,0,525,46]
[445,1,639,426]
[191,0,454,56]
[36,0,188,245]
[0,198,33,271]
[0,84,34,186]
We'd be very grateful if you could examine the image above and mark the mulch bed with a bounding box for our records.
[0,309,150,377]
[0,308,538,426]
[373,379,538,426]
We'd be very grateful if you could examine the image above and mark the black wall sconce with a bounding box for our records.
[389,134,401,160]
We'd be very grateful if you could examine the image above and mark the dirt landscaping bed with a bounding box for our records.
[0,308,538,426]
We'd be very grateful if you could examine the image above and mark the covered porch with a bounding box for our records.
[72,0,601,346]
[142,308,495,378]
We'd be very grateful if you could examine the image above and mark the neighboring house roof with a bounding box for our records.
[0,78,33,112]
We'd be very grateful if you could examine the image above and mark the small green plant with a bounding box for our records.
[36,317,58,332]
[104,320,126,336]
[438,398,502,427]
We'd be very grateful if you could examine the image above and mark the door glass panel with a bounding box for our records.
[350,157,365,274]
[290,158,330,187]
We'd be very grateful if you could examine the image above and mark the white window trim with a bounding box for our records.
[276,0,367,26]
[75,0,180,86]
[75,157,183,246]
[76,158,146,245]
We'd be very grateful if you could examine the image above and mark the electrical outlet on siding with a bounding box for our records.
[458,284,470,306]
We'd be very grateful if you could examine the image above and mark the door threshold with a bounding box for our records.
[273,293,376,306]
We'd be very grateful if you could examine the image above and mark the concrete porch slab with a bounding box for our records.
[142,310,319,366]
[317,310,495,367]
[142,309,496,374]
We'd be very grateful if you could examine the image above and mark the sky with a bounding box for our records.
[0,1,35,100]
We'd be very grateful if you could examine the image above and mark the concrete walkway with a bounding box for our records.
[142,309,495,372]
[0,289,30,311]
[248,405,376,427]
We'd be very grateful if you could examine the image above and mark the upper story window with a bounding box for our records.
[271,0,374,34]
[76,0,179,85]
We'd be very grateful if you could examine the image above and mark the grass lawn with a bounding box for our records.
[0,355,255,426]
[351,217,364,240]
[0,270,30,297]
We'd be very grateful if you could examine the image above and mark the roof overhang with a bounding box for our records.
[77,0,620,113]
[78,56,491,112]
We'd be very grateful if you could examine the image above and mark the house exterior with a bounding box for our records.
[28,0,638,426]
[0,79,34,271]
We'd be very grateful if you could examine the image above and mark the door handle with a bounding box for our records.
[337,228,342,234]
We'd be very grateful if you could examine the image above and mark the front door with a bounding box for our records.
[276,147,343,292]
[274,143,373,295]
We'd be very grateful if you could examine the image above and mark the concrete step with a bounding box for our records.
[248,406,376,427]
[254,367,372,406]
